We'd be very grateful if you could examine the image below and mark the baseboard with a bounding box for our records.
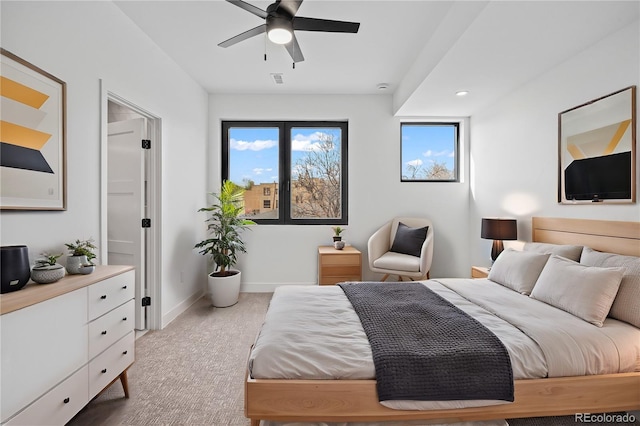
[161,290,204,328]
[241,281,316,293]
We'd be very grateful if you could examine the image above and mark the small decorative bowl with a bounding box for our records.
[31,265,65,284]
[334,241,345,250]
[78,264,95,275]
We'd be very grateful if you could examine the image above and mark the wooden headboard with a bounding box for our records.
[532,217,640,257]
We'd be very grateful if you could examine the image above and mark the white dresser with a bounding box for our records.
[0,265,135,425]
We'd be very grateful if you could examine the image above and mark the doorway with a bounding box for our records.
[100,83,162,331]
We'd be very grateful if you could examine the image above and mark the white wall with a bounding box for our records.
[209,94,471,291]
[470,20,640,266]
[1,2,209,328]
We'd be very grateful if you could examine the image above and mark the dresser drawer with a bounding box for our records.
[1,288,88,423]
[320,253,361,266]
[87,270,134,320]
[320,275,361,285]
[88,299,135,360]
[6,366,88,426]
[88,332,135,399]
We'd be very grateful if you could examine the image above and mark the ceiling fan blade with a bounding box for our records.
[218,24,266,48]
[284,34,305,63]
[293,16,360,33]
[275,0,303,17]
[226,0,268,19]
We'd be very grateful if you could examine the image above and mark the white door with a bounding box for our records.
[107,118,146,330]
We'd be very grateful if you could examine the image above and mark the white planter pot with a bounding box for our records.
[207,270,241,308]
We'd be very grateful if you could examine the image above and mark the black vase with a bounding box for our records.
[1,245,31,294]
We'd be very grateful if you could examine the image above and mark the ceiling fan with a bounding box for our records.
[218,0,360,64]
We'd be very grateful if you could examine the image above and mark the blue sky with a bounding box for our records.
[401,124,456,176]
[228,127,341,185]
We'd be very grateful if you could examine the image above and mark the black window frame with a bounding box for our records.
[222,121,348,225]
[400,122,460,183]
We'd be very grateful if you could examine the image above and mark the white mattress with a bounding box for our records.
[249,279,640,410]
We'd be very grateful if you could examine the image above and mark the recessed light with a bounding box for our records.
[456,91,469,97]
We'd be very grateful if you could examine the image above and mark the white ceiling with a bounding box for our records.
[114,0,639,116]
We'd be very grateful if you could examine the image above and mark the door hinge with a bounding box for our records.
[142,139,151,149]
[142,218,151,228]
[141,296,151,306]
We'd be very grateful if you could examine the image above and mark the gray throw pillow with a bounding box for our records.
[390,222,428,257]
[523,242,583,262]
[580,247,640,328]
[530,255,624,327]
[488,249,550,295]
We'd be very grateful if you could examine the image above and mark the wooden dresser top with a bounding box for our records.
[0,265,134,315]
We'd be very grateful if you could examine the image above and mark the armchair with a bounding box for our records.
[367,217,434,281]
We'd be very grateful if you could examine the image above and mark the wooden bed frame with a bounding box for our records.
[245,217,640,425]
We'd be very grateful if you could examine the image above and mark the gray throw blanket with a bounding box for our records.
[338,282,514,402]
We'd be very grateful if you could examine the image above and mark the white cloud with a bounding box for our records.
[291,131,337,152]
[407,159,423,167]
[423,150,452,158]
[230,138,277,151]
[252,167,273,175]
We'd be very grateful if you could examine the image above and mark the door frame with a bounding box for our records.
[100,80,162,330]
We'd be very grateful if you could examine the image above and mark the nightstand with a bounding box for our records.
[471,266,490,279]
[318,246,362,285]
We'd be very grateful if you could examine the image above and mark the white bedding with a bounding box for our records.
[248,278,640,410]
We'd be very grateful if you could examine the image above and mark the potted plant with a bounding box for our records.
[31,253,65,284]
[65,238,97,275]
[332,226,345,242]
[195,180,256,307]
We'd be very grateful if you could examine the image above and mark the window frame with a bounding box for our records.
[222,120,348,225]
[400,122,460,183]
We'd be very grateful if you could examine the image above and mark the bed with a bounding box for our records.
[245,217,640,425]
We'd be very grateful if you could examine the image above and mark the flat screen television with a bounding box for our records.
[564,151,631,201]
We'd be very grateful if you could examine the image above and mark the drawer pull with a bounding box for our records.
[100,295,107,300]
[123,317,127,321]
[122,285,127,289]
[63,397,70,404]
[101,330,107,335]
[101,368,107,374]
[123,350,128,355]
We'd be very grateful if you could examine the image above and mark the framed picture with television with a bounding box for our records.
[558,86,636,204]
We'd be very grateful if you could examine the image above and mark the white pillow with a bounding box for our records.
[523,242,583,262]
[488,249,550,295]
[580,247,640,328]
[530,255,624,327]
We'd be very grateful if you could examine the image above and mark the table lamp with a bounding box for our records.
[481,218,517,262]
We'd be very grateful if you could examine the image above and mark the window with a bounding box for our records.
[222,121,348,225]
[400,122,459,182]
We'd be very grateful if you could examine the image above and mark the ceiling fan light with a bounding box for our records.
[268,27,293,44]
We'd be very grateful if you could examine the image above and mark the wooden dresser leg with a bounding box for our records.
[250,419,260,426]
[119,370,130,398]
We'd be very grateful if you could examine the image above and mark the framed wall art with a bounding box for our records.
[0,48,66,210]
[558,86,636,204]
